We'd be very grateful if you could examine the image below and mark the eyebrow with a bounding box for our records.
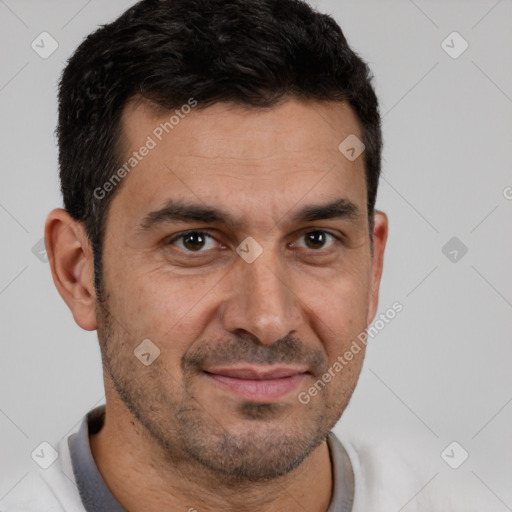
[138,198,360,232]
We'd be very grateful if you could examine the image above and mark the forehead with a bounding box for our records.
[110,97,367,229]
[122,96,362,158]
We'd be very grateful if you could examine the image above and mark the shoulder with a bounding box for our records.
[0,470,66,512]
[0,436,85,512]
[332,427,503,511]
[331,429,424,511]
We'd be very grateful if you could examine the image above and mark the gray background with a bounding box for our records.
[1,0,511,508]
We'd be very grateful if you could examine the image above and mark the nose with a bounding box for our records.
[219,246,303,345]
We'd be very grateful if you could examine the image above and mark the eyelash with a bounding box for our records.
[166,229,342,254]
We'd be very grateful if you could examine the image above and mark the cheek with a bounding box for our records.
[115,268,215,362]
[304,270,370,359]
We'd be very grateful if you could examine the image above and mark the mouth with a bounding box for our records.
[203,365,309,402]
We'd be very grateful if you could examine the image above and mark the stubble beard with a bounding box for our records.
[94,287,356,483]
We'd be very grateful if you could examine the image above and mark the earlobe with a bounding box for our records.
[367,210,388,325]
[44,208,98,331]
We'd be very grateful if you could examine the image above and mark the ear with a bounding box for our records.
[44,208,98,331]
[367,210,388,325]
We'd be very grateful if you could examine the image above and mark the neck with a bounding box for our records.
[89,397,333,512]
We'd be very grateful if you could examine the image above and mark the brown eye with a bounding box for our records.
[168,231,218,252]
[295,230,337,251]
[306,231,326,249]
[182,232,206,251]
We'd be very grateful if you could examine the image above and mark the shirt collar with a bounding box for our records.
[68,405,354,512]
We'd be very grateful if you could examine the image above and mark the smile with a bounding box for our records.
[203,366,308,402]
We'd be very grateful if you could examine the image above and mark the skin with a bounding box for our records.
[45,97,388,512]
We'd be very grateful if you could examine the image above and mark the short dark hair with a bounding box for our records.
[57,0,382,294]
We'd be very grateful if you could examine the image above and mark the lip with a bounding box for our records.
[203,366,308,401]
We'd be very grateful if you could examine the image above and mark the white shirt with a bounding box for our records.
[0,406,499,511]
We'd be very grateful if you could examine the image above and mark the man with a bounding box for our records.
[1,0,488,511]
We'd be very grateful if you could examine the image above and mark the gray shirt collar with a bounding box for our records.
[69,405,354,512]
[68,406,126,512]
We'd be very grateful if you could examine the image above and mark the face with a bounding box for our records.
[94,98,386,481]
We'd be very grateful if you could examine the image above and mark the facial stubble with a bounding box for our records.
[94,287,358,484]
